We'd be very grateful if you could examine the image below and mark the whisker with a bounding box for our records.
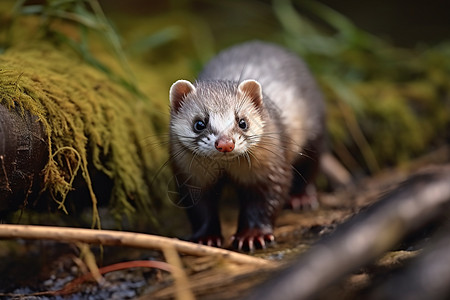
[188,149,199,173]
[246,133,317,162]
[253,145,285,161]
[246,150,259,168]
[142,133,170,148]
[144,140,170,154]
[244,151,252,169]
[291,165,307,184]
[248,145,308,184]
[296,151,315,162]
[150,147,186,186]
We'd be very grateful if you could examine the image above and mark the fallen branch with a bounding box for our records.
[0,224,273,267]
[245,165,450,300]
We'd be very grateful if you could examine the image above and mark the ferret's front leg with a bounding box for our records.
[232,182,287,252]
[176,174,224,247]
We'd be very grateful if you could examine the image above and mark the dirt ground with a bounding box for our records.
[2,146,449,300]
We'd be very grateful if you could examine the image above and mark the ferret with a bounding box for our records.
[169,41,325,251]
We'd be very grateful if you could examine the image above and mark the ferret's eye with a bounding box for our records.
[238,119,248,130]
[193,120,207,132]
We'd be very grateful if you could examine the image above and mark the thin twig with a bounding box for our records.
[162,244,195,300]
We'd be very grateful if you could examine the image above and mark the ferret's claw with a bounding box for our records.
[248,238,254,252]
[257,236,266,249]
[231,229,275,252]
[238,239,244,251]
[191,235,224,248]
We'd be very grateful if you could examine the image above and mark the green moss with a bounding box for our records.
[0,42,167,227]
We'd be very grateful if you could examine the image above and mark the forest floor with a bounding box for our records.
[1,146,448,299]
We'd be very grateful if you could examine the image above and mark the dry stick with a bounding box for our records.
[162,244,196,300]
[320,152,352,187]
[245,165,450,300]
[0,225,273,267]
[77,242,102,283]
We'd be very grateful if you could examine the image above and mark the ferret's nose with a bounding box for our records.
[215,137,235,152]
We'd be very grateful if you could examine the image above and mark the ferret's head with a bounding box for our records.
[169,79,266,160]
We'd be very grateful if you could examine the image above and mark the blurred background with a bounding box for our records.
[1,0,448,224]
[99,0,450,177]
[103,0,450,47]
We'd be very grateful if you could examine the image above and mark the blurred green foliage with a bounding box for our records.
[111,0,449,175]
[5,0,450,177]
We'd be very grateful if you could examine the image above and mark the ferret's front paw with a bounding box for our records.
[190,235,224,247]
[231,229,275,252]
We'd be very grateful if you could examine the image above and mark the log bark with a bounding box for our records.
[0,105,47,215]
[368,223,450,300]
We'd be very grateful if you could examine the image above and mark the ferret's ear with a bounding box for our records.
[170,80,196,113]
[238,79,263,109]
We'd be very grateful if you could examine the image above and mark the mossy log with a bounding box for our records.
[0,43,168,226]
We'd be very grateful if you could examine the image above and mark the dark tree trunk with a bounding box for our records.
[0,104,47,215]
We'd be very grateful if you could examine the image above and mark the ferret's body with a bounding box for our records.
[169,41,325,250]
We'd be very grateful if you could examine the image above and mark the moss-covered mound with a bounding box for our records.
[0,42,167,227]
